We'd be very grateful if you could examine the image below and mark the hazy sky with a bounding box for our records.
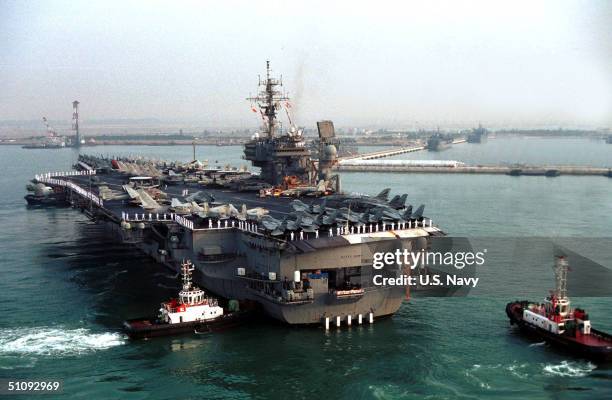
[1,0,611,129]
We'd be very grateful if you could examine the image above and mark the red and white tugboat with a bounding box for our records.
[506,256,612,361]
[124,260,252,339]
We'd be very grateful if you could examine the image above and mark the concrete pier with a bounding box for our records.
[341,145,426,161]
[336,164,612,177]
[339,139,466,161]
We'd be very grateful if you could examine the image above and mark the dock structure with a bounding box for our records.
[338,139,467,162]
[339,145,426,161]
[335,136,611,176]
[336,163,612,177]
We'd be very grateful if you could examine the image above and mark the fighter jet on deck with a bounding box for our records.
[314,209,339,226]
[121,184,163,211]
[281,180,328,198]
[246,206,269,220]
[323,188,399,212]
[170,198,204,214]
[185,191,216,204]
[137,189,163,211]
[123,185,140,201]
[260,215,286,236]
[290,199,312,213]
[408,204,425,221]
[98,185,128,201]
[197,203,245,220]
[389,194,408,209]
[229,204,269,221]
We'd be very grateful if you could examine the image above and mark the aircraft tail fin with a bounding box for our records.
[390,193,408,208]
[402,205,413,220]
[412,204,425,220]
[375,188,391,201]
[123,185,140,200]
[228,204,240,218]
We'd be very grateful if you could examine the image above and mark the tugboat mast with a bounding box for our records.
[181,260,195,291]
[553,256,569,300]
[246,60,290,139]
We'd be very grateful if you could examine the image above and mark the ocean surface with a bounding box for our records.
[0,137,611,399]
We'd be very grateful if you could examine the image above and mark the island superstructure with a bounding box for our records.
[26,62,446,325]
[244,61,339,191]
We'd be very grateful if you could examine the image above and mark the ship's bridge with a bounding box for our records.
[179,288,205,305]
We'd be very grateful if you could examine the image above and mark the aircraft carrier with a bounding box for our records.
[26,62,446,325]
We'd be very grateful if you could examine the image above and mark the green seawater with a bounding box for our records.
[0,138,611,399]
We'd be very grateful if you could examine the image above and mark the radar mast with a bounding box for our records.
[246,61,289,139]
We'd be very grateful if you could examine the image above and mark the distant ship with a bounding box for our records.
[24,182,66,205]
[23,104,91,149]
[22,136,67,149]
[22,117,68,149]
[22,141,66,149]
[427,133,452,151]
[467,124,488,143]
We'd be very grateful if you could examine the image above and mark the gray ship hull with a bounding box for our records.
[258,286,405,325]
[110,220,434,325]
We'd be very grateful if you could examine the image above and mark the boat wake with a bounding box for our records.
[467,362,530,382]
[529,341,546,347]
[0,327,125,357]
[543,360,596,377]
